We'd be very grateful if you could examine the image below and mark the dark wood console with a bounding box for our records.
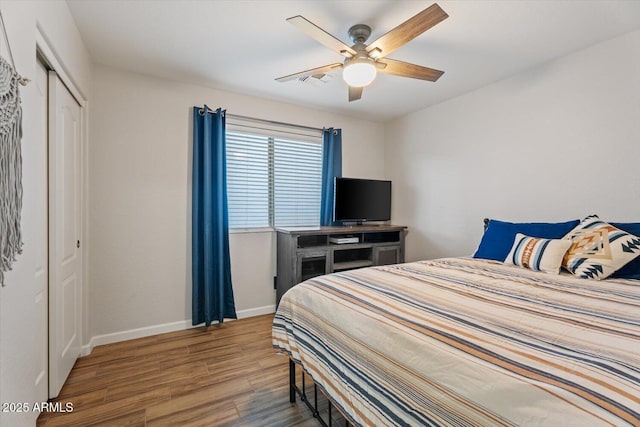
[275,225,407,306]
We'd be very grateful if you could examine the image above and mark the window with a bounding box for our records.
[226,127,323,229]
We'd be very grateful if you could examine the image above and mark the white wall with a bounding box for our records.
[0,1,91,426]
[385,30,640,262]
[88,64,386,339]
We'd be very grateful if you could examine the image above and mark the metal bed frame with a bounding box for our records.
[289,359,352,427]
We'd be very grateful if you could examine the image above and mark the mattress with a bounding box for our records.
[272,257,640,426]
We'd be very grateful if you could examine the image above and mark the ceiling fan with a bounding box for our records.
[275,3,448,102]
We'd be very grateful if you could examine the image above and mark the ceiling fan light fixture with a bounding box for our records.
[342,60,376,88]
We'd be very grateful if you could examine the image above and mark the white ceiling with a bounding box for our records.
[67,0,640,122]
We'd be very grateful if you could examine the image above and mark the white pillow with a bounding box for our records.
[505,233,571,274]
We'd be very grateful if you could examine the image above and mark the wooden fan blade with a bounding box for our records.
[287,16,356,57]
[275,63,343,82]
[377,58,444,82]
[366,3,448,58]
[348,86,363,102]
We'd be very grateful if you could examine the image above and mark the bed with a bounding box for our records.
[272,256,639,426]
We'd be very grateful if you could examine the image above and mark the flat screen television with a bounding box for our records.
[334,177,391,223]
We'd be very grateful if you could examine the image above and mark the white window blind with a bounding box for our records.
[226,129,323,229]
[273,137,323,227]
[226,132,270,228]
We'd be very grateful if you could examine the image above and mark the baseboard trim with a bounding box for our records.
[235,304,276,319]
[81,304,276,356]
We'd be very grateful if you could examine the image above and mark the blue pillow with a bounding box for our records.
[473,219,580,262]
[610,222,640,280]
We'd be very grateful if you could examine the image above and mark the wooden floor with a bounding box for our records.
[37,314,343,426]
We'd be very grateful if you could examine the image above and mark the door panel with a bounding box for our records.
[62,276,77,352]
[34,60,49,400]
[49,71,82,398]
[62,107,78,262]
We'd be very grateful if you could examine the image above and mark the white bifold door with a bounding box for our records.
[48,71,82,398]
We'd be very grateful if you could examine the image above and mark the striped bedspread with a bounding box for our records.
[272,258,640,426]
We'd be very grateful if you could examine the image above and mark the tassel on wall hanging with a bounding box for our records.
[0,10,28,286]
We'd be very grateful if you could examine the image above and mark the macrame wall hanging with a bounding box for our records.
[0,10,28,286]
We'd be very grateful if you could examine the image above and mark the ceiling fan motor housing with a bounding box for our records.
[348,24,372,45]
[343,23,376,88]
[342,24,377,88]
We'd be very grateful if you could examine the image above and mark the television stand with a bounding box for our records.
[275,225,407,306]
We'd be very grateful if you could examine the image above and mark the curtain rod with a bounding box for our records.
[199,106,324,133]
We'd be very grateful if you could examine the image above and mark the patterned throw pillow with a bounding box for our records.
[611,222,640,279]
[562,215,640,280]
[504,233,572,274]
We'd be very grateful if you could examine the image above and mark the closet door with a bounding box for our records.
[34,59,49,402]
[48,71,82,398]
